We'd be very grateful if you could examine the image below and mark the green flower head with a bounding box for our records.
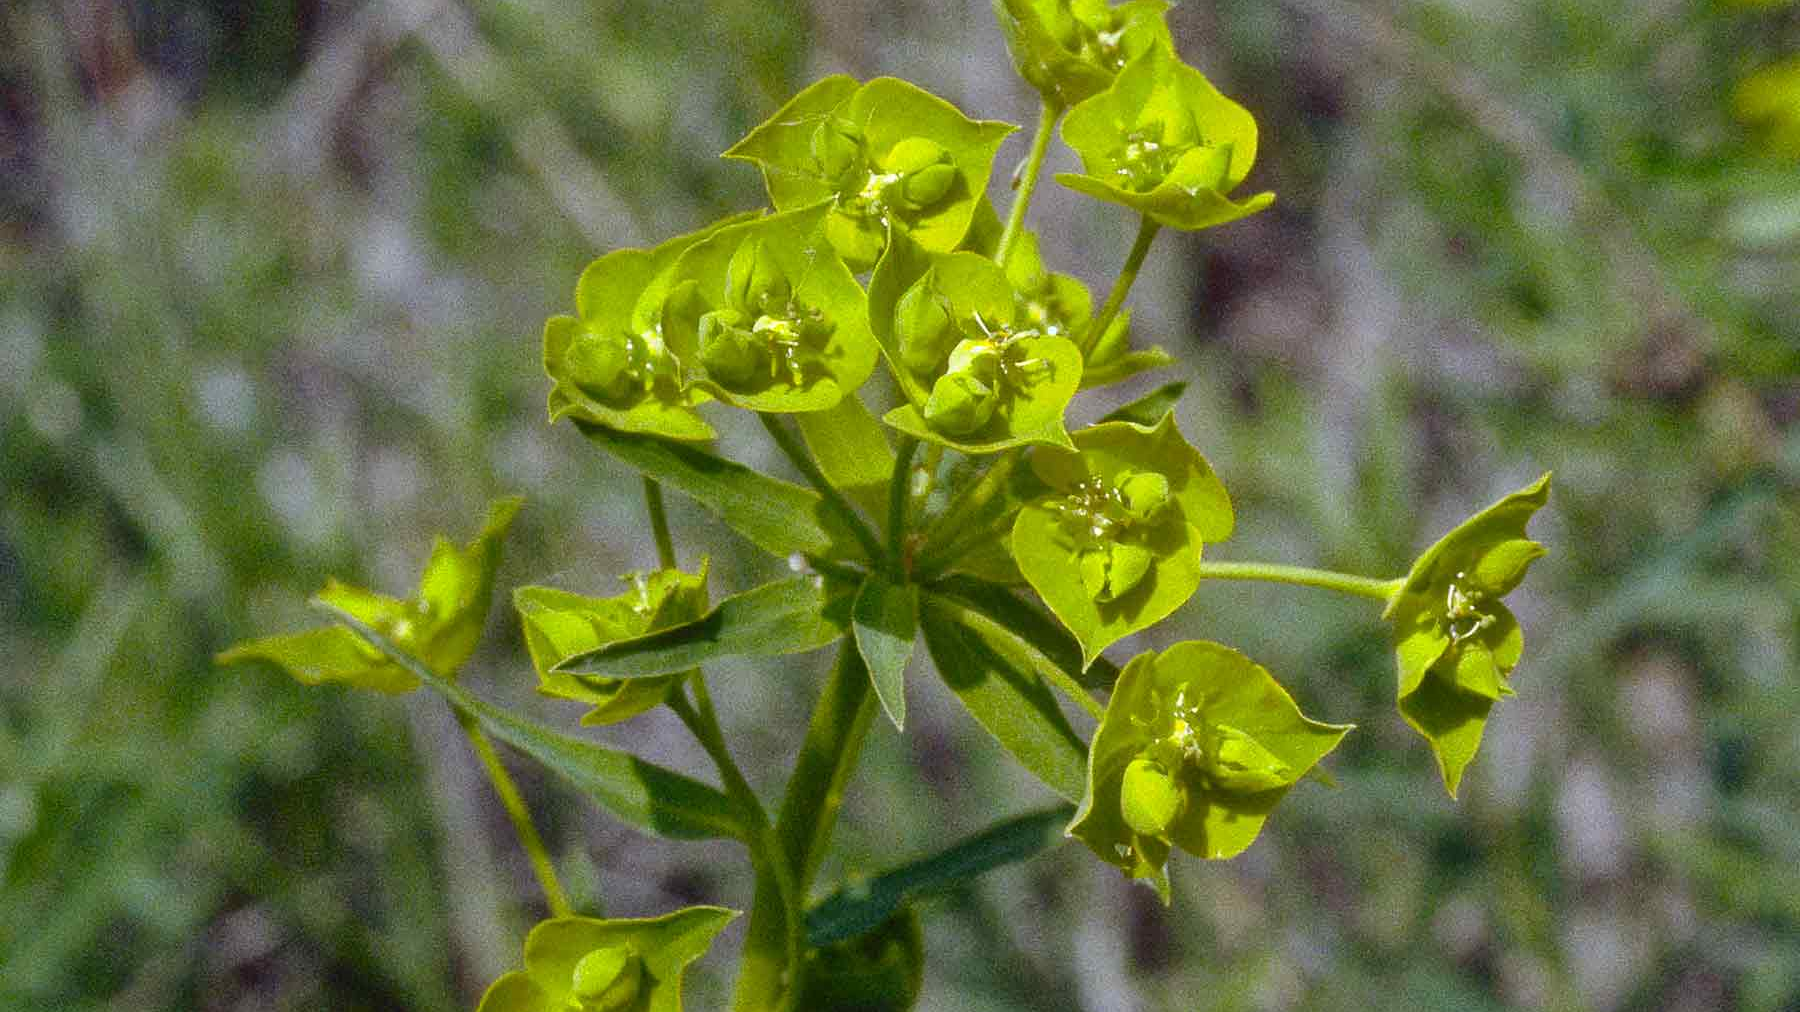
[723,76,1015,270]
[993,0,1174,108]
[515,563,710,727]
[544,218,758,443]
[218,498,523,692]
[476,907,738,1012]
[1057,45,1275,231]
[662,205,879,413]
[1070,641,1351,902]
[869,235,1083,453]
[1012,412,1232,666]
[1383,473,1551,797]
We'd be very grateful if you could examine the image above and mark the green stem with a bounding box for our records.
[643,477,676,569]
[996,100,1061,266]
[1079,216,1161,358]
[1198,560,1404,602]
[671,683,803,1012]
[452,711,573,917]
[916,448,1021,575]
[887,436,920,573]
[760,412,885,564]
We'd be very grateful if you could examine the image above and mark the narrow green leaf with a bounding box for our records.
[576,420,870,563]
[797,392,896,524]
[805,806,1072,945]
[1099,381,1188,427]
[853,575,918,730]
[328,612,742,842]
[918,596,1088,802]
[556,575,856,679]
[929,574,1120,689]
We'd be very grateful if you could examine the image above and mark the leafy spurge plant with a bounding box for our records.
[221,12,1552,1011]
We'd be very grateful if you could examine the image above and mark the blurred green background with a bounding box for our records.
[3,0,1797,1009]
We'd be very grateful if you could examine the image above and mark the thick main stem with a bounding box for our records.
[1198,560,1404,602]
[996,101,1061,266]
[1080,215,1161,357]
[759,412,885,564]
[453,711,573,917]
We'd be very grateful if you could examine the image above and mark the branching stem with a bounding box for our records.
[996,101,1061,266]
[1198,560,1404,602]
[1080,216,1161,357]
[760,412,885,564]
[453,710,574,917]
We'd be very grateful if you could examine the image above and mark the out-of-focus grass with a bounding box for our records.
[2,1,1796,1010]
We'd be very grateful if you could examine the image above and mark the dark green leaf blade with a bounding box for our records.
[557,575,856,679]
[328,611,742,842]
[852,575,918,730]
[918,596,1088,802]
[575,420,871,563]
[805,805,1072,945]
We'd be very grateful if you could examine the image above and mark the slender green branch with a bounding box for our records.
[887,436,920,573]
[671,682,804,1012]
[996,101,1061,266]
[643,477,676,570]
[452,710,574,917]
[1080,216,1162,357]
[1198,560,1404,602]
[759,412,885,564]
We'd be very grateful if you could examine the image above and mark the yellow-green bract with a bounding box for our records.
[1056,45,1275,231]
[1069,641,1351,902]
[1383,473,1552,797]
[476,907,738,1012]
[1012,412,1232,666]
[217,497,523,692]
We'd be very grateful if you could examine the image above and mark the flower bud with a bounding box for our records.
[881,136,950,176]
[567,329,638,403]
[811,117,864,183]
[1208,724,1292,793]
[570,945,644,1012]
[1116,471,1171,522]
[923,371,997,436]
[945,337,1000,381]
[1120,757,1183,837]
[726,238,790,312]
[697,309,768,388]
[901,163,958,210]
[895,275,955,374]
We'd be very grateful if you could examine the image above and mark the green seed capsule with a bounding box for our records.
[726,238,790,313]
[697,309,768,388]
[567,329,638,403]
[895,275,955,374]
[1116,471,1171,522]
[901,162,957,210]
[923,371,997,436]
[945,337,1000,381]
[1120,757,1184,837]
[882,136,949,176]
[570,945,643,1012]
[1208,724,1293,793]
[811,118,864,183]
